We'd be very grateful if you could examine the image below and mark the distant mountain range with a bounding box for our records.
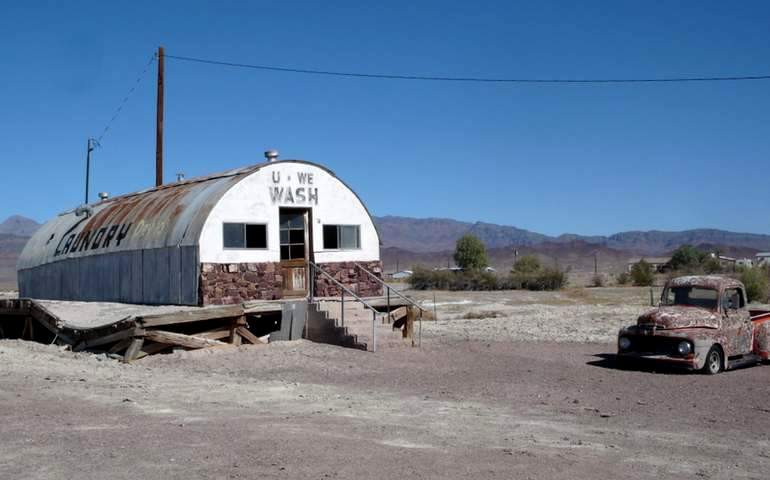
[0,216,41,288]
[0,215,40,237]
[0,214,768,288]
[374,215,770,257]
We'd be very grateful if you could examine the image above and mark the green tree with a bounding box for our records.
[669,245,707,271]
[630,260,654,286]
[453,234,488,270]
[740,266,769,303]
[512,255,541,274]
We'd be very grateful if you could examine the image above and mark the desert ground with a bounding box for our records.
[2,287,769,479]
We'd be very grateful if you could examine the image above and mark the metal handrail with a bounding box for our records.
[308,260,380,352]
[354,262,426,347]
[353,263,429,313]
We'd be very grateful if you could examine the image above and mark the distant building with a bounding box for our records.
[756,253,770,267]
[389,270,413,280]
[626,257,671,273]
[713,254,736,270]
[736,258,754,269]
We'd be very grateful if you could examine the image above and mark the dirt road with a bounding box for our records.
[2,334,769,479]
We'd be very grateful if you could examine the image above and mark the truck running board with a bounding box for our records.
[727,354,762,370]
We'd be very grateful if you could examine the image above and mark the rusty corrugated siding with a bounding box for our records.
[16,159,381,305]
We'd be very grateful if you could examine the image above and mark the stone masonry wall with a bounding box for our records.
[313,261,383,298]
[199,260,383,305]
[200,262,282,305]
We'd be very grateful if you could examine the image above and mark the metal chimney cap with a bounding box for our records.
[98,192,110,201]
[264,149,279,162]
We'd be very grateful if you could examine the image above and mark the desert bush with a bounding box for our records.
[408,267,453,290]
[739,266,769,303]
[453,234,488,271]
[590,273,604,288]
[407,267,498,291]
[615,271,630,285]
[531,267,567,290]
[461,310,506,320]
[512,255,541,274]
[407,265,566,291]
[630,260,654,286]
[701,256,722,274]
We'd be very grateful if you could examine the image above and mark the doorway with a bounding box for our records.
[279,208,311,297]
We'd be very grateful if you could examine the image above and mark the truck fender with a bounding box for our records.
[692,341,726,371]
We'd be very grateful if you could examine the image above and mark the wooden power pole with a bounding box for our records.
[85,138,94,203]
[155,46,164,187]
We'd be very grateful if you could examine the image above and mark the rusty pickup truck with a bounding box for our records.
[617,275,770,374]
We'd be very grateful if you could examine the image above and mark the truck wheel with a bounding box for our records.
[702,346,723,375]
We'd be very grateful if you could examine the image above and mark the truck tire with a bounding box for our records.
[702,346,723,375]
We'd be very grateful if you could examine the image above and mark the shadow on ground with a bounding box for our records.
[587,353,692,375]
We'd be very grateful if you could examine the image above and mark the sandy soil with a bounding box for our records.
[410,286,655,343]
[2,287,769,479]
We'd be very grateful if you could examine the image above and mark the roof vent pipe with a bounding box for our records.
[98,192,110,201]
[264,149,279,162]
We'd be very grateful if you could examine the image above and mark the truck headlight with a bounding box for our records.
[677,341,692,356]
[618,336,631,351]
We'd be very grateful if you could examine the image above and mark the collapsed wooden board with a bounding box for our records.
[0,299,269,363]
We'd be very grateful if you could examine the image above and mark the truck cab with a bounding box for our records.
[617,275,770,374]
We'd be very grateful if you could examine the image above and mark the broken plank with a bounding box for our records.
[124,338,145,363]
[144,329,226,349]
[137,305,244,327]
[387,306,408,323]
[195,328,232,341]
[76,328,144,351]
[236,326,266,345]
[108,338,134,354]
[134,341,172,360]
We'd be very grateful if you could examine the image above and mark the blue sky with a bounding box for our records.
[1,1,768,236]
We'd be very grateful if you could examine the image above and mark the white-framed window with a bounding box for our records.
[223,223,268,249]
[323,224,360,250]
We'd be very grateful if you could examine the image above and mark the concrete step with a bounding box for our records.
[312,300,416,351]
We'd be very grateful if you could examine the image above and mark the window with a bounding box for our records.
[279,211,306,260]
[663,286,718,310]
[723,288,745,310]
[323,225,360,250]
[223,223,267,249]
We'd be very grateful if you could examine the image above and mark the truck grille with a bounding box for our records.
[628,335,679,356]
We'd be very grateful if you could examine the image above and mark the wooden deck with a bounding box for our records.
[0,295,418,361]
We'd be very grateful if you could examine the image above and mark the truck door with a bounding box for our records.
[722,288,753,356]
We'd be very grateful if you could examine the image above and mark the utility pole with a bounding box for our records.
[84,138,95,204]
[594,252,598,274]
[155,46,165,187]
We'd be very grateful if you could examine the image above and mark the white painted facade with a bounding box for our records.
[199,162,380,264]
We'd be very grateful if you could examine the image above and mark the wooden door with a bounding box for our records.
[279,208,310,297]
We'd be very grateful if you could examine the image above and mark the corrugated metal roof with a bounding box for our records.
[18,160,381,271]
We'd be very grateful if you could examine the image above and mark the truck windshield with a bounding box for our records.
[662,286,719,310]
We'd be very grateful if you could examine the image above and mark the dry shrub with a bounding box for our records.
[461,310,506,320]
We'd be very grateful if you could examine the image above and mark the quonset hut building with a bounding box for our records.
[17,157,383,306]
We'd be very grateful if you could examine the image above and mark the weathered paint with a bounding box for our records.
[18,160,381,305]
[198,162,380,264]
[618,275,769,372]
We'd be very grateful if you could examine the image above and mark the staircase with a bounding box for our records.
[308,300,412,351]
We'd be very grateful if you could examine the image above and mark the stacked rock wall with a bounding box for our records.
[200,262,282,305]
[313,261,383,298]
[199,260,383,305]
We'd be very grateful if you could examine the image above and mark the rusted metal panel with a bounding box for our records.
[180,246,199,305]
[17,160,381,305]
[17,164,254,272]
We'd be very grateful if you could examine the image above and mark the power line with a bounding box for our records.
[165,53,770,84]
[95,53,157,144]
